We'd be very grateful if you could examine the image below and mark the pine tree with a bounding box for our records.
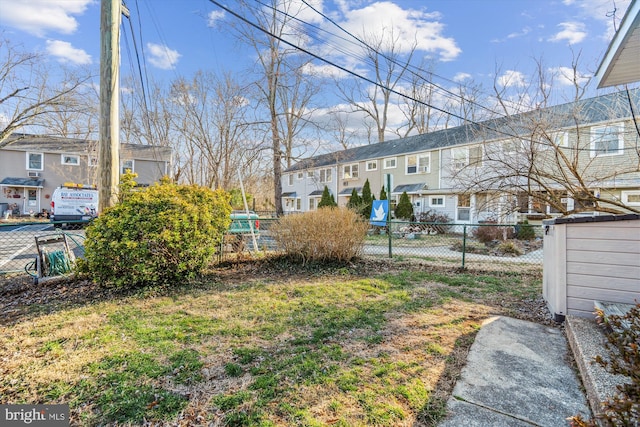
[394,191,413,220]
[361,179,373,218]
[346,188,361,210]
[317,186,336,208]
[379,186,387,201]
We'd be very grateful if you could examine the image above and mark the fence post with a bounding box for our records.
[388,222,392,259]
[462,224,467,269]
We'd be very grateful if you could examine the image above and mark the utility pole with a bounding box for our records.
[98,0,124,211]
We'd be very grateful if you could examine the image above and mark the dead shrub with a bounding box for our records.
[272,207,368,264]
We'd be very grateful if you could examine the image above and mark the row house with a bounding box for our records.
[0,134,172,216]
[282,89,640,223]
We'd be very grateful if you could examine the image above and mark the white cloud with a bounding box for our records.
[334,2,461,62]
[207,10,225,28]
[46,40,92,65]
[147,43,181,70]
[548,66,590,86]
[549,21,587,44]
[0,0,93,37]
[507,27,531,39]
[453,72,472,82]
[498,70,527,88]
[301,62,348,79]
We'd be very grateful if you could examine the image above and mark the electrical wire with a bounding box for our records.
[207,0,640,152]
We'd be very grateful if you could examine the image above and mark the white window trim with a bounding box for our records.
[26,152,44,171]
[553,131,569,148]
[88,156,98,167]
[121,159,135,174]
[288,174,294,186]
[307,171,314,178]
[621,190,640,206]
[384,157,397,169]
[406,154,429,175]
[297,171,304,180]
[590,123,624,158]
[451,147,468,170]
[429,196,445,208]
[319,168,332,183]
[343,163,359,179]
[61,154,80,166]
[366,160,378,171]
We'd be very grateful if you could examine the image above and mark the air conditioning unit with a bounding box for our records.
[420,166,429,173]
[28,171,41,178]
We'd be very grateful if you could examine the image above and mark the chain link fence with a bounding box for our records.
[0,220,87,282]
[2,218,543,281]
[222,219,544,268]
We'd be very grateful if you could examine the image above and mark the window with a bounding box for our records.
[295,198,301,210]
[406,154,429,174]
[591,123,623,157]
[553,131,569,148]
[366,160,377,171]
[451,148,468,170]
[457,194,471,221]
[384,157,397,169]
[319,168,332,183]
[88,157,98,167]
[343,163,359,179]
[309,197,319,211]
[27,152,43,170]
[121,159,134,174]
[622,190,640,206]
[469,146,483,166]
[61,154,80,166]
[288,174,294,186]
[297,171,304,180]
[307,171,314,178]
[429,196,445,207]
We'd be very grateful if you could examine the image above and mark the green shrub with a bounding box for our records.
[571,303,640,426]
[317,186,337,208]
[516,220,536,240]
[80,182,231,288]
[394,191,413,220]
[271,207,368,264]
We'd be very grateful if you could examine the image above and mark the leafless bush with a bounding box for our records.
[272,208,368,264]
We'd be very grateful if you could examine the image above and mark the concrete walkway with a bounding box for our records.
[438,316,590,426]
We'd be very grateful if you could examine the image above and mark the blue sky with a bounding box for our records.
[0,0,634,140]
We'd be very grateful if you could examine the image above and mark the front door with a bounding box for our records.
[23,188,39,215]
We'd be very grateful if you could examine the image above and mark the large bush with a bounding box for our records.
[81,183,231,288]
[395,191,413,220]
[271,207,368,264]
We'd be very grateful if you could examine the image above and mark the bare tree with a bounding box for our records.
[0,38,93,147]
[232,0,321,216]
[337,27,417,143]
[450,60,640,217]
[168,71,263,190]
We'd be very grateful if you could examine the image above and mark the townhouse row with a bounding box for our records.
[282,89,640,224]
[0,134,171,216]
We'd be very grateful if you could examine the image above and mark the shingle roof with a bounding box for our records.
[285,89,639,172]
[0,177,45,187]
[392,183,428,194]
[2,133,172,161]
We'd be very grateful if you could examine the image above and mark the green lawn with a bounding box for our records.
[0,259,542,426]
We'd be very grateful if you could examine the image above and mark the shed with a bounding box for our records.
[542,214,640,321]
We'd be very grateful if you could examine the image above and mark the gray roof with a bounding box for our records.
[393,183,428,194]
[2,133,172,161]
[285,89,640,172]
[339,186,362,195]
[282,192,297,197]
[0,177,45,188]
[308,190,324,196]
